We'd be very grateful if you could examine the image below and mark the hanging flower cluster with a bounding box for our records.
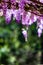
[0,0,43,41]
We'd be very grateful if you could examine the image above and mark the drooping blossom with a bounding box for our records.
[5,9,12,23]
[37,16,43,37]
[13,9,21,23]
[0,0,43,40]
[22,28,27,42]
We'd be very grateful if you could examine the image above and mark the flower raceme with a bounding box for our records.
[0,0,43,41]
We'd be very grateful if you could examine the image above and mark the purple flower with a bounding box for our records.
[37,16,43,37]
[28,14,37,25]
[5,9,12,24]
[13,9,21,23]
[22,11,37,26]
[19,0,25,9]
[40,0,43,3]
[22,28,27,41]
[0,0,43,39]
[38,28,42,37]
[22,11,31,25]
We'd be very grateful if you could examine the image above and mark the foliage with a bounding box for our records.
[0,17,41,65]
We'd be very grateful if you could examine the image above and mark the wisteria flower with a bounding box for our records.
[13,9,21,23]
[5,9,12,24]
[22,28,27,41]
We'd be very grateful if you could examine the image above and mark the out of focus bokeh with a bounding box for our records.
[0,16,42,65]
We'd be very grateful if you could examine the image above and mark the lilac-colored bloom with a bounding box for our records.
[13,9,21,23]
[22,11,31,25]
[22,11,37,26]
[40,0,43,3]
[22,28,27,41]
[0,0,43,39]
[19,0,25,9]
[38,28,42,37]
[37,16,43,37]
[28,14,37,25]
[5,9,12,24]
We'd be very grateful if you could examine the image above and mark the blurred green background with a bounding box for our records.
[0,16,41,65]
